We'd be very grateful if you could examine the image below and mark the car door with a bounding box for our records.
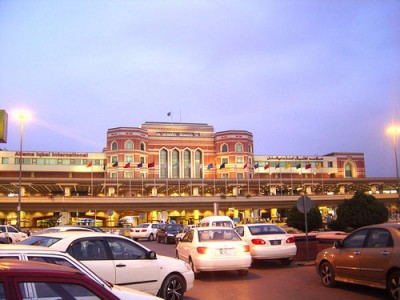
[105,237,159,294]
[334,228,368,279]
[177,230,194,263]
[357,228,393,283]
[66,238,116,284]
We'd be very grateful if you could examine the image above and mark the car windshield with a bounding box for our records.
[198,229,241,242]
[249,225,286,235]
[165,225,183,231]
[18,236,61,247]
[136,223,150,228]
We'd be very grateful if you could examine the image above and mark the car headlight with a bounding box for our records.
[167,233,174,237]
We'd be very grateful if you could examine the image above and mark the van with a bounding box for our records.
[198,216,235,228]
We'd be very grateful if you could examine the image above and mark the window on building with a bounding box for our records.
[221,157,228,164]
[328,161,333,168]
[221,144,228,152]
[248,157,253,164]
[125,172,133,178]
[345,162,354,178]
[140,156,145,163]
[111,141,118,151]
[237,173,244,179]
[195,150,203,178]
[140,142,145,151]
[160,149,168,179]
[184,149,191,178]
[235,143,243,152]
[222,173,229,179]
[248,144,253,153]
[125,155,133,163]
[1,157,9,164]
[111,172,117,179]
[172,149,180,178]
[111,156,118,163]
[125,140,133,150]
[236,156,244,164]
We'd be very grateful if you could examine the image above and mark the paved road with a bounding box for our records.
[139,240,389,300]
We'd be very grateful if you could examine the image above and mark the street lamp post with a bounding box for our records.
[14,111,31,230]
[387,125,400,203]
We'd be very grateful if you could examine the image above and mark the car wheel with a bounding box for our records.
[387,270,400,300]
[238,269,248,277]
[189,258,201,279]
[319,261,337,287]
[280,258,292,266]
[158,274,185,300]
[148,233,154,241]
[7,238,12,244]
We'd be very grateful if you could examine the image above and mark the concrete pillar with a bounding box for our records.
[213,203,219,215]
[270,186,277,196]
[152,187,158,197]
[233,187,238,196]
[339,185,345,195]
[193,210,200,224]
[64,187,71,197]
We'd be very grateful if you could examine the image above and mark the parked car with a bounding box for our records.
[0,225,28,243]
[33,225,104,235]
[315,222,400,300]
[19,231,194,300]
[176,227,252,278]
[0,244,160,299]
[198,216,235,228]
[156,224,184,244]
[235,223,297,265]
[176,225,198,244]
[130,223,160,241]
[0,259,160,300]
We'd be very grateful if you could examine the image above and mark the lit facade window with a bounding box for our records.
[184,150,191,178]
[345,163,354,178]
[172,149,180,178]
[125,140,133,150]
[195,150,202,178]
[235,143,243,152]
[160,149,168,179]
[221,144,228,152]
[140,142,145,151]
[111,141,118,150]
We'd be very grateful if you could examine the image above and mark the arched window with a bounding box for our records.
[160,149,168,178]
[125,140,133,150]
[248,144,253,153]
[344,162,354,178]
[221,144,228,153]
[235,143,243,152]
[172,149,180,178]
[195,150,202,178]
[111,141,118,151]
[184,150,191,178]
[140,142,145,151]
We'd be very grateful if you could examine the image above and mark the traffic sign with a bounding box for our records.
[297,195,313,214]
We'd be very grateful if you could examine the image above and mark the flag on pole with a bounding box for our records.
[316,163,322,169]
[103,163,106,171]
[148,162,155,168]
[296,163,301,169]
[112,161,118,167]
[254,163,259,169]
[285,163,291,169]
[243,163,248,169]
[124,162,131,168]
[305,163,312,169]
[137,162,143,168]
[167,112,172,116]
[207,163,213,170]
[275,162,280,168]
[220,163,226,169]
[264,163,270,170]
[86,162,93,168]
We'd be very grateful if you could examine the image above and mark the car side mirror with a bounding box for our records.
[147,250,157,259]
[334,240,342,249]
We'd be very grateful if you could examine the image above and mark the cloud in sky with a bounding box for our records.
[0,0,399,177]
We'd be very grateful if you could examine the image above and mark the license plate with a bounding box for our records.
[270,240,281,245]
[216,248,235,256]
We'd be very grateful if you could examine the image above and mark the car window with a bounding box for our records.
[20,282,101,299]
[0,256,19,260]
[106,237,148,260]
[27,255,79,270]
[249,225,285,235]
[151,224,159,229]
[0,282,4,299]
[199,229,241,241]
[182,230,194,243]
[366,229,393,248]
[211,221,233,228]
[235,227,244,237]
[342,228,368,248]
[19,236,61,247]
[67,240,107,260]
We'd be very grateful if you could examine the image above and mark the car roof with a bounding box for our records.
[0,244,57,251]
[241,223,280,227]
[0,259,81,274]
[362,222,400,230]
[195,226,235,230]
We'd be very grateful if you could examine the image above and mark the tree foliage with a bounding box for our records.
[286,205,322,232]
[334,191,388,230]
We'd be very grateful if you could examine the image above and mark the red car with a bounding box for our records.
[0,259,120,299]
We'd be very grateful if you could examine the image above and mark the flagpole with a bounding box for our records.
[91,164,93,198]
[116,166,119,197]
[258,167,261,196]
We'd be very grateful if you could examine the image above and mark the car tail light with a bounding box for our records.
[242,245,250,252]
[141,229,147,232]
[197,247,208,254]
[286,237,295,243]
[251,238,266,245]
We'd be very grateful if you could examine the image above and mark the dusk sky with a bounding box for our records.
[1,1,399,178]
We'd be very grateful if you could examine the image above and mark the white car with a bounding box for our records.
[0,244,160,299]
[19,231,194,300]
[33,225,104,235]
[235,223,297,265]
[130,223,160,241]
[0,225,28,243]
[176,227,252,278]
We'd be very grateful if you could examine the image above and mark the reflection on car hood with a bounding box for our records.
[112,284,161,299]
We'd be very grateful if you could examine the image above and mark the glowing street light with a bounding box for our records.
[13,110,31,229]
[386,125,400,203]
